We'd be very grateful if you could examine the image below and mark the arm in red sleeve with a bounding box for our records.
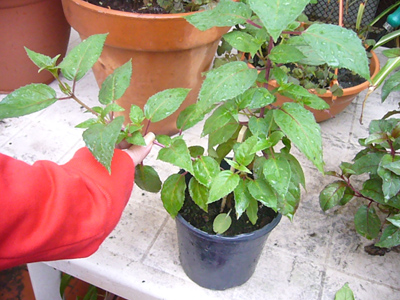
[0,147,135,270]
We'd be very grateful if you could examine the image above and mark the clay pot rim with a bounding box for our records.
[71,0,203,19]
[247,50,380,98]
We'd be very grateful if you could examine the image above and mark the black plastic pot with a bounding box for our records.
[175,211,282,290]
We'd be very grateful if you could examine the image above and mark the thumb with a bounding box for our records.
[124,132,155,166]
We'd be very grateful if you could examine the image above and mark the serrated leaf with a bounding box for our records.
[352,152,385,175]
[354,205,381,240]
[378,154,400,200]
[248,0,310,42]
[302,24,370,80]
[208,120,240,147]
[75,118,99,129]
[176,103,206,131]
[263,154,292,198]
[161,174,186,218]
[335,283,355,300]
[234,135,257,165]
[278,83,330,110]
[60,34,108,81]
[129,104,145,125]
[234,179,252,219]
[223,31,264,57]
[183,0,252,31]
[188,146,204,158]
[376,224,400,248]
[278,181,300,220]
[144,88,190,123]
[236,87,275,110]
[135,165,162,193]
[208,170,240,204]
[273,102,324,173]
[158,138,194,174]
[202,102,238,137]
[99,60,132,105]
[319,181,349,211]
[382,71,400,102]
[0,84,57,119]
[224,158,252,174]
[25,47,59,72]
[189,177,209,212]
[269,44,306,64]
[82,116,125,172]
[125,131,146,146]
[198,61,258,112]
[193,156,220,188]
[246,196,259,224]
[247,178,277,210]
[213,213,232,234]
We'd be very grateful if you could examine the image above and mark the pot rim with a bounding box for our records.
[69,0,200,19]
[176,211,282,242]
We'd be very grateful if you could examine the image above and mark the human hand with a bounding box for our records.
[120,132,155,166]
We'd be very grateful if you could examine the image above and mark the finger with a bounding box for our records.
[125,132,156,166]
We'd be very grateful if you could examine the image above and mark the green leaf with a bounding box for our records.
[278,83,330,110]
[378,154,400,200]
[247,178,278,210]
[176,103,207,131]
[283,153,306,189]
[183,0,252,31]
[269,44,306,64]
[202,102,238,137]
[99,60,132,105]
[198,61,258,112]
[246,197,259,224]
[383,158,400,176]
[188,177,209,212]
[234,135,258,166]
[157,138,194,174]
[302,24,370,80]
[382,71,400,102]
[278,181,300,220]
[208,170,240,204]
[223,31,264,57]
[125,131,146,146]
[376,224,400,248]
[161,174,186,218]
[135,165,162,193]
[236,87,275,110]
[354,205,381,240]
[234,179,252,219]
[387,214,400,228]
[213,213,232,234]
[75,118,99,129]
[224,158,252,174]
[82,116,124,172]
[129,104,145,125]
[144,88,190,123]
[208,120,240,147]
[263,154,292,198]
[273,102,324,173]
[193,156,220,188]
[352,152,385,175]
[248,0,310,42]
[60,34,108,81]
[188,146,204,158]
[335,283,355,300]
[319,181,350,211]
[0,84,57,119]
[25,47,59,73]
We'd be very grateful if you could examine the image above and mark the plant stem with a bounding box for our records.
[70,94,99,116]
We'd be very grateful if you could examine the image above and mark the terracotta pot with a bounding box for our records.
[268,51,380,122]
[61,0,231,135]
[0,0,71,93]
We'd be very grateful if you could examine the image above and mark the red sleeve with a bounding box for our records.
[0,147,134,270]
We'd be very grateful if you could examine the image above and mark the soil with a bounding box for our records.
[83,0,167,14]
[179,189,278,237]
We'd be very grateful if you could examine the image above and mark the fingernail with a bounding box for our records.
[144,132,156,146]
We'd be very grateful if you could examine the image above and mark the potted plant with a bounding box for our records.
[206,0,380,122]
[0,0,71,93]
[0,0,372,291]
[319,3,400,254]
[60,0,234,136]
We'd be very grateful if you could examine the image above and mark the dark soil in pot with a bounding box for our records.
[83,0,166,13]
[179,193,278,236]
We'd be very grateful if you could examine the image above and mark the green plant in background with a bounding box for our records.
[320,4,400,250]
[0,0,371,234]
[335,283,355,300]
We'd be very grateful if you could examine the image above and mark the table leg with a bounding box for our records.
[27,262,62,300]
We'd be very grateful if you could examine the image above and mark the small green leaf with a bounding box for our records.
[247,178,277,210]
[354,205,381,240]
[135,165,162,193]
[188,146,204,158]
[234,135,258,166]
[158,138,194,174]
[352,152,386,175]
[198,61,258,112]
[236,87,275,110]
[246,197,259,225]
[188,177,209,212]
[193,156,220,188]
[60,34,108,81]
[376,224,400,248]
[129,104,145,125]
[213,213,232,234]
[377,154,400,200]
[234,179,252,219]
[263,155,292,198]
[208,120,240,147]
[25,47,59,73]
[208,170,240,204]
[161,174,186,218]
[224,158,252,174]
[269,44,305,64]
[387,214,400,228]
[82,116,125,172]
[335,283,355,300]
[75,118,99,129]
[176,103,207,131]
[273,102,324,173]
[99,60,132,105]
[278,181,300,220]
[320,181,350,211]
[125,131,146,146]
[144,88,190,123]
[184,0,252,31]
[278,83,330,110]
[382,71,400,102]
[0,84,57,119]
[202,102,238,137]
[223,31,264,57]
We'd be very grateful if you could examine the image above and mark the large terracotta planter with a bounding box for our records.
[0,0,71,93]
[61,0,231,135]
[269,51,380,122]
